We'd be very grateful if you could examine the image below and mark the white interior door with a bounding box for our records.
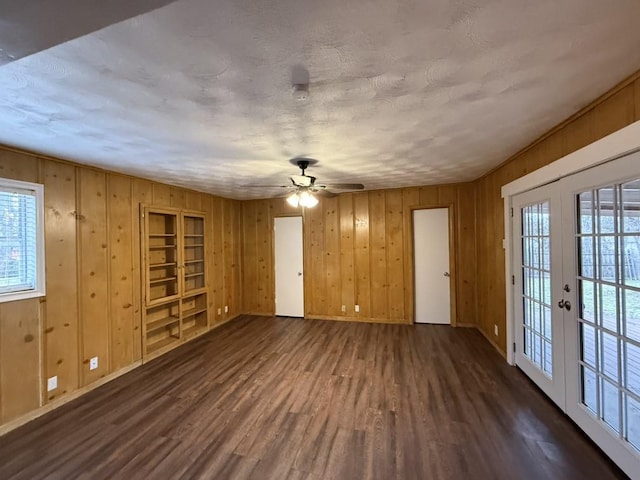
[274,216,304,317]
[510,150,640,478]
[512,183,566,409]
[413,208,451,324]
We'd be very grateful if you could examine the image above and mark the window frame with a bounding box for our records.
[0,177,46,303]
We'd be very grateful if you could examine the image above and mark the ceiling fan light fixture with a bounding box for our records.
[298,190,318,208]
[287,192,300,207]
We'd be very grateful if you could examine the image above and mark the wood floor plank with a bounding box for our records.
[0,315,628,479]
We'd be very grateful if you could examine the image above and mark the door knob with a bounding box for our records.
[297,272,303,277]
[563,300,571,311]
[558,299,565,309]
[444,272,450,277]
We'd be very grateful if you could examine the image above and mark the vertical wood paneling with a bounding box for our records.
[223,199,235,318]
[0,150,39,181]
[353,193,371,319]
[402,188,420,322]
[304,202,323,315]
[108,175,134,371]
[78,169,110,385]
[369,191,388,320]
[185,191,203,211]
[339,194,355,316]
[210,197,224,322]
[152,183,171,207]
[323,197,341,317]
[456,184,477,324]
[385,190,404,321]
[169,187,185,208]
[0,299,40,423]
[42,161,79,400]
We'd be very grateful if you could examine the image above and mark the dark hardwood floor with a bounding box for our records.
[0,316,627,479]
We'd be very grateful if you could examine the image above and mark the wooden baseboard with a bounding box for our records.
[0,361,142,437]
[305,314,411,325]
[473,325,507,360]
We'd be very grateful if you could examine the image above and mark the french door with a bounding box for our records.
[512,151,640,478]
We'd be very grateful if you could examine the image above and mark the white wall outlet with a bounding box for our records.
[217,308,222,315]
[355,304,360,313]
[47,376,58,392]
[341,305,346,313]
[89,356,98,370]
[224,305,229,313]
[494,324,499,336]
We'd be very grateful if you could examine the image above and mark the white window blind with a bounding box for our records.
[0,185,38,295]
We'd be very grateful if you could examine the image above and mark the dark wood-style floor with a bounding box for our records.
[0,316,627,479]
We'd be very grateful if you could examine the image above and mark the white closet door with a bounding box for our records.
[274,216,304,317]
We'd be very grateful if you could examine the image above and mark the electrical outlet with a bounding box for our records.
[341,305,346,313]
[494,324,499,336]
[47,376,57,392]
[224,305,229,313]
[355,304,360,313]
[217,308,221,315]
[89,356,98,370]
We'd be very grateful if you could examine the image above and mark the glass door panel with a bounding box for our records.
[562,151,640,477]
[512,182,565,408]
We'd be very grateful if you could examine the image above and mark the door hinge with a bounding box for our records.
[513,342,516,353]
[511,275,515,285]
[510,207,513,217]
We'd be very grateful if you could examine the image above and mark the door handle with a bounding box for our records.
[557,299,571,311]
[297,272,303,277]
[443,272,450,277]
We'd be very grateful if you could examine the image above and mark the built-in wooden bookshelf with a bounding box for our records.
[141,206,209,359]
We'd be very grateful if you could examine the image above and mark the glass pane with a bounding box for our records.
[601,332,619,382]
[597,186,616,234]
[579,236,595,279]
[627,394,640,451]
[582,365,598,415]
[581,322,597,368]
[544,340,552,375]
[626,341,640,397]
[579,191,594,234]
[600,284,618,332]
[542,273,551,305]
[543,306,552,340]
[623,236,640,287]
[622,180,640,234]
[598,236,617,281]
[602,377,621,433]
[624,288,640,343]
[532,333,542,366]
[580,279,596,323]
[524,326,531,356]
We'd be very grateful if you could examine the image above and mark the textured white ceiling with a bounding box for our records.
[1,0,640,199]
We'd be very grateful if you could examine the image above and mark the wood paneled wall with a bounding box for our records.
[242,184,477,325]
[0,148,242,429]
[475,74,640,354]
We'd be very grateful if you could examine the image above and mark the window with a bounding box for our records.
[0,178,45,303]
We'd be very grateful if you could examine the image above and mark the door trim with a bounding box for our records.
[406,204,456,326]
[504,120,640,365]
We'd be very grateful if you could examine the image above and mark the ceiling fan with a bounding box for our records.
[249,158,365,207]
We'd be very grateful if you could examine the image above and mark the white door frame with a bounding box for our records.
[413,207,452,325]
[408,204,456,325]
[503,120,640,365]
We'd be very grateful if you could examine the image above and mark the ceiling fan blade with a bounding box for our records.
[313,189,337,198]
[241,184,295,188]
[318,183,365,190]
